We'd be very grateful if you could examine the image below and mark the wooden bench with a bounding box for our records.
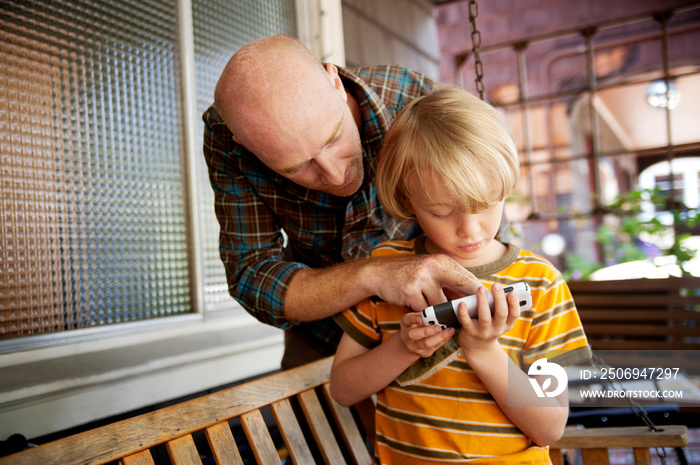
[0,356,688,465]
[569,276,700,351]
[562,276,696,463]
[550,425,688,465]
[0,357,370,465]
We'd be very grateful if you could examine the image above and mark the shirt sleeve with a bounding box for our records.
[522,275,592,369]
[202,106,306,329]
[333,298,383,350]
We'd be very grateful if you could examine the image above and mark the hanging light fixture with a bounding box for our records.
[646,79,681,109]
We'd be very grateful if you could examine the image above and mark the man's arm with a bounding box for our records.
[203,107,301,328]
[284,253,483,322]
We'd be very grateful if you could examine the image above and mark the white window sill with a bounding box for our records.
[0,314,284,440]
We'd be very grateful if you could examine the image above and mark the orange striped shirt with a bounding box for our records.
[334,237,591,464]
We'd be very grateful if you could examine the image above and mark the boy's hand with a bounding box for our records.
[400,311,455,358]
[456,284,520,354]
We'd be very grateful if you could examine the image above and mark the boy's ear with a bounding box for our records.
[405,201,415,216]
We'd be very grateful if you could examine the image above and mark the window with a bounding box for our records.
[192,0,297,309]
[0,0,296,343]
[654,173,684,201]
[639,158,700,209]
[450,5,700,277]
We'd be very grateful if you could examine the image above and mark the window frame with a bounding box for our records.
[0,0,344,353]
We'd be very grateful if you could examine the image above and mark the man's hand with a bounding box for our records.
[284,253,481,323]
[366,254,482,312]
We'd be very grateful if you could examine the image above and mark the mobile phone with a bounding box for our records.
[421,282,532,329]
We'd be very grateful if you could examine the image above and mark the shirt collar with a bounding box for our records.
[336,66,392,179]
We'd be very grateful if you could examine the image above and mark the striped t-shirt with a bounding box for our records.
[334,236,591,464]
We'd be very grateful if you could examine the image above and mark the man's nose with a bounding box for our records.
[316,153,345,186]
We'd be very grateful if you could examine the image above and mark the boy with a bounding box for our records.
[330,85,591,464]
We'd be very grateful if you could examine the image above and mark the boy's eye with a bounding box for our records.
[431,210,455,218]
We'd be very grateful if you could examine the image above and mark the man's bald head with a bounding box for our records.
[214,35,342,154]
[213,35,364,197]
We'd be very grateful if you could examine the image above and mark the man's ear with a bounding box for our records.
[232,134,249,151]
[324,63,347,102]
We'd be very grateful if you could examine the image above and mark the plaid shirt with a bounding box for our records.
[202,65,435,353]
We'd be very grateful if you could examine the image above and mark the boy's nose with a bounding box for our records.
[457,214,480,237]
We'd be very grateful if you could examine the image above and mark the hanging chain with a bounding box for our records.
[468,0,485,100]
[589,352,668,464]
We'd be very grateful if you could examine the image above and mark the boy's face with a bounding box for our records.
[408,174,505,268]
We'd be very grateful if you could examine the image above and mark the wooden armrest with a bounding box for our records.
[550,425,688,465]
[551,424,688,449]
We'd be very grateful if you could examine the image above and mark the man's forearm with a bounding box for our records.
[283,259,376,321]
[283,253,483,322]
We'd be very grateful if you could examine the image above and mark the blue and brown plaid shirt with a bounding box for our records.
[202,65,434,354]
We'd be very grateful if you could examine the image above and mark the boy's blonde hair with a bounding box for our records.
[376,85,519,219]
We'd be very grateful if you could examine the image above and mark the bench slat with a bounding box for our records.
[240,409,282,465]
[322,383,372,465]
[581,448,611,465]
[633,448,652,465]
[587,340,700,350]
[299,388,348,465]
[550,451,565,465]
[583,323,700,337]
[205,422,244,465]
[577,309,700,322]
[121,450,156,465]
[569,277,700,293]
[573,294,700,307]
[270,398,316,465]
[166,435,202,465]
[549,426,688,465]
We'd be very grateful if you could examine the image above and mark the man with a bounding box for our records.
[203,34,481,369]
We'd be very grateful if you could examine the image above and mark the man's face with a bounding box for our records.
[267,100,364,197]
[233,66,365,197]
